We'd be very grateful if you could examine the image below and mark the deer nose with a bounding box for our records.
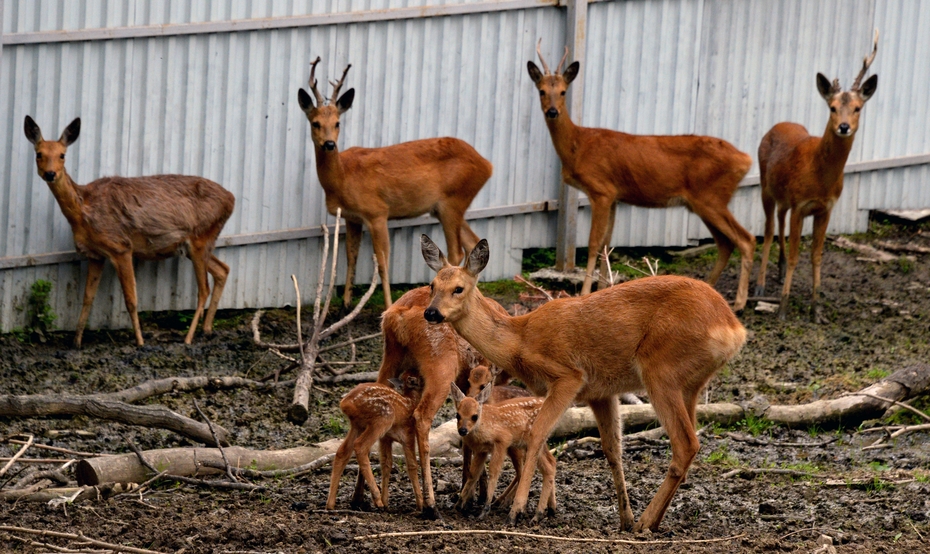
[545,108,559,119]
[42,171,56,182]
[423,307,444,324]
[838,123,851,135]
[323,140,337,151]
[458,427,469,437]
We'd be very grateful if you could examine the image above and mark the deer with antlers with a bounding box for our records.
[420,234,746,531]
[326,373,423,511]
[23,116,234,347]
[755,31,879,322]
[375,286,510,519]
[297,57,492,309]
[528,40,756,311]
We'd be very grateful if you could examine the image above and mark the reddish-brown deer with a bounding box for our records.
[326,374,423,511]
[23,116,235,347]
[375,286,510,519]
[528,40,756,310]
[421,234,746,531]
[755,31,879,322]
[450,382,557,522]
[297,57,492,309]
[467,364,532,404]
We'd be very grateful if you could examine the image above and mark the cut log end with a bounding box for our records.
[287,403,310,426]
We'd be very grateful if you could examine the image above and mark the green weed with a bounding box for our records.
[704,445,738,467]
[739,414,776,437]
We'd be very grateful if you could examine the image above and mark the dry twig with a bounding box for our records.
[353,529,746,545]
[0,525,167,554]
[0,434,34,478]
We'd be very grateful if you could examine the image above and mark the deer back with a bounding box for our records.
[340,382,416,426]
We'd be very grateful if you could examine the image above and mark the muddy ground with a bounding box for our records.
[2,218,930,553]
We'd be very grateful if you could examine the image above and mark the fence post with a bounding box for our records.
[554,0,587,272]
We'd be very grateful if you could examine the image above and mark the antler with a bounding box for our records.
[830,78,842,95]
[308,57,325,106]
[536,38,551,75]
[329,64,352,104]
[852,29,879,91]
[555,45,570,75]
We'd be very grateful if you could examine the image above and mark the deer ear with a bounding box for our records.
[24,116,43,146]
[816,73,834,101]
[527,61,544,84]
[336,88,355,113]
[298,88,315,111]
[562,61,580,85]
[420,234,448,273]
[387,377,404,391]
[449,382,465,406]
[60,118,81,146]
[464,239,489,276]
[475,381,493,404]
[859,74,878,102]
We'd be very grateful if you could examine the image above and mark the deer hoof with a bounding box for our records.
[420,505,442,521]
[754,285,766,297]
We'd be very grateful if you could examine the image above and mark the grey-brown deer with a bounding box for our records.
[450,381,556,522]
[421,234,746,531]
[24,116,234,347]
[755,31,879,322]
[298,57,491,309]
[528,40,756,311]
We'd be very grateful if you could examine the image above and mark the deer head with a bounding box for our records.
[420,234,489,325]
[816,30,879,138]
[466,365,495,397]
[450,381,493,437]
[297,57,355,151]
[526,39,580,120]
[24,116,81,183]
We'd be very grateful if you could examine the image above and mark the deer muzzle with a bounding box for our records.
[545,108,559,119]
[423,307,445,324]
[458,427,469,437]
[323,140,337,151]
[42,171,56,182]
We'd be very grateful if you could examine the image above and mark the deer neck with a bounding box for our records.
[47,170,85,228]
[816,124,855,191]
[313,145,347,197]
[545,114,581,169]
[450,291,524,371]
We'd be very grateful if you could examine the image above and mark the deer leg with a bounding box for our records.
[776,206,789,282]
[436,205,468,266]
[508,371,583,524]
[378,437,394,508]
[494,447,524,509]
[755,192,777,296]
[596,203,618,290]
[368,217,393,309]
[202,254,229,335]
[412,376,454,520]
[457,449,488,512]
[531,449,558,523]
[184,244,210,345]
[479,444,508,519]
[327,428,359,509]
[353,421,392,510]
[111,252,144,346]
[778,210,804,320]
[458,220,481,258]
[74,258,105,348]
[701,223,734,286]
[582,197,614,296]
[634,380,700,532]
[402,433,424,511]
[695,202,755,311]
[343,221,363,308]
[588,396,635,531]
[810,210,831,324]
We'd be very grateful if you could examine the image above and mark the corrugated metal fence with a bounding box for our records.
[1,0,928,331]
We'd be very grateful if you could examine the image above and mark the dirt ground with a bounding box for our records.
[2,218,930,554]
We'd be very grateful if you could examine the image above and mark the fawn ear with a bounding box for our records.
[527,61,544,84]
[562,61,580,85]
[464,239,489,276]
[24,116,44,146]
[475,381,493,405]
[859,74,878,102]
[297,88,315,111]
[420,234,448,273]
[60,118,81,146]
[449,382,465,406]
[387,378,404,391]
[816,73,834,101]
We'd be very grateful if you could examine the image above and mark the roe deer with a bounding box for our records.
[421,234,746,531]
[375,286,509,519]
[528,40,756,310]
[326,374,423,511]
[755,31,879,323]
[297,57,492,309]
[467,364,532,404]
[24,116,234,347]
[450,381,557,522]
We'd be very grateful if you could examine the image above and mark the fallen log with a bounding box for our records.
[76,445,328,486]
[0,396,228,446]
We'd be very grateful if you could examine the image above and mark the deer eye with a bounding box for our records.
[471,415,478,422]
[311,122,321,129]
[35,153,42,161]
[538,90,544,97]
[854,107,861,113]
[830,107,837,113]
[60,154,65,160]
[335,122,340,128]
[479,384,485,390]
[454,286,463,294]
[560,91,566,96]
[456,414,461,421]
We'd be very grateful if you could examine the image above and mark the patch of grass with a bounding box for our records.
[324,415,347,436]
[915,470,929,483]
[14,280,58,342]
[522,248,557,273]
[865,367,891,381]
[703,444,738,467]
[477,280,525,298]
[739,414,776,437]
[897,256,913,274]
[806,425,823,438]
[867,460,890,473]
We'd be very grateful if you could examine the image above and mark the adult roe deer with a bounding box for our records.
[420,234,746,531]
[450,382,556,522]
[24,116,234,347]
[755,31,879,322]
[528,40,756,310]
[326,374,423,511]
[297,57,492,309]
